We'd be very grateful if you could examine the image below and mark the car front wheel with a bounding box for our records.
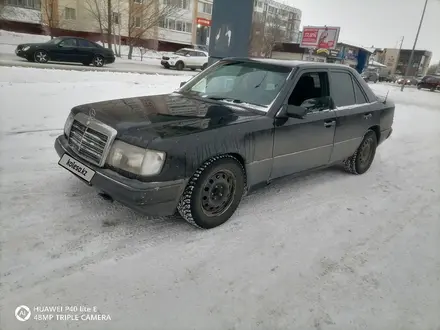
[93,55,104,67]
[344,130,378,175]
[34,50,49,63]
[177,155,246,229]
[175,61,184,71]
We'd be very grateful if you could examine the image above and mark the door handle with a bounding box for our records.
[324,120,336,128]
[363,113,373,119]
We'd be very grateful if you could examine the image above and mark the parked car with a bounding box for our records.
[15,36,115,67]
[161,48,208,71]
[383,75,397,83]
[417,75,440,91]
[361,71,379,83]
[55,59,394,229]
[396,76,418,85]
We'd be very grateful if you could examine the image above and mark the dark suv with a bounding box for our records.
[417,75,440,91]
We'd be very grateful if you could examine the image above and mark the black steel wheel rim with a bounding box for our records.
[358,138,373,166]
[201,170,236,217]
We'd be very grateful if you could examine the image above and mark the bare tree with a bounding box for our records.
[0,0,5,22]
[427,64,438,75]
[249,13,284,58]
[262,15,284,58]
[107,0,112,49]
[41,0,63,38]
[126,0,181,59]
[85,0,108,47]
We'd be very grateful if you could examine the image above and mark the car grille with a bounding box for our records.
[162,56,170,60]
[68,120,109,166]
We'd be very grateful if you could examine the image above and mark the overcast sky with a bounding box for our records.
[285,0,440,63]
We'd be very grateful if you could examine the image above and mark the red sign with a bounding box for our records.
[196,17,211,27]
[300,26,340,50]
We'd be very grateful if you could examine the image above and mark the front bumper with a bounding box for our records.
[106,56,116,64]
[15,48,29,59]
[54,135,188,216]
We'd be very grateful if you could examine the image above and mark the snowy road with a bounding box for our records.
[1,67,439,330]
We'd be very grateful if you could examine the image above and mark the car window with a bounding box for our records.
[175,49,189,56]
[59,38,77,47]
[330,71,355,107]
[288,72,330,112]
[183,61,291,109]
[187,51,197,57]
[353,80,367,104]
[78,39,96,48]
[196,52,206,57]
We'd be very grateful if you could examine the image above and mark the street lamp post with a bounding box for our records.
[401,0,429,91]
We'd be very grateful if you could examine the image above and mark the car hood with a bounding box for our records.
[70,93,263,147]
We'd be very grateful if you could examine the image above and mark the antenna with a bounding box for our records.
[383,90,390,104]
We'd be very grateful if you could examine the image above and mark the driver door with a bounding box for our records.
[270,70,337,179]
[50,38,78,62]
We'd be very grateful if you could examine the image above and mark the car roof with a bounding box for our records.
[223,57,355,70]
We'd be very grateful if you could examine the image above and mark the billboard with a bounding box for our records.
[208,0,254,59]
[300,26,340,50]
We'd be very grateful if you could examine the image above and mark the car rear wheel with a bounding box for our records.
[177,155,246,229]
[34,50,49,63]
[175,61,184,71]
[201,63,208,70]
[344,130,377,175]
[93,55,104,67]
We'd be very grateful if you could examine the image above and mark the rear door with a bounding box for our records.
[76,39,98,63]
[329,69,376,163]
[185,50,199,67]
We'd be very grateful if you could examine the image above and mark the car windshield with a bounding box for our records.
[45,37,65,45]
[179,61,291,111]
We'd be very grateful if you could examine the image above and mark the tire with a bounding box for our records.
[191,68,196,71]
[417,85,421,90]
[175,61,184,71]
[92,55,104,67]
[344,130,378,175]
[34,50,49,63]
[201,63,208,70]
[177,155,246,229]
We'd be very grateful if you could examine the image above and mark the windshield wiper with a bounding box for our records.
[205,96,245,103]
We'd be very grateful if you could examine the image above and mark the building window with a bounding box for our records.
[112,12,120,24]
[6,0,40,10]
[65,7,76,20]
[198,2,212,14]
[160,18,192,32]
[181,0,190,10]
[135,16,141,27]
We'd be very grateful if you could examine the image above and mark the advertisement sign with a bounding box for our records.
[197,18,211,27]
[208,0,254,59]
[300,26,340,50]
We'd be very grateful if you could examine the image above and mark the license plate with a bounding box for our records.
[58,154,95,183]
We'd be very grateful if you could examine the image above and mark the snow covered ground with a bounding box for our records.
[1,67,439,330]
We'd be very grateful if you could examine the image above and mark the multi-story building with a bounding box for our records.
[381,48,432,76]
[1,0,301,51]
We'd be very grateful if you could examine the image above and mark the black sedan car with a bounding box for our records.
[55,58,394,229]
[15,36,115,67]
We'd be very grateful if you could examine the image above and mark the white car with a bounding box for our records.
[161,48,209,71]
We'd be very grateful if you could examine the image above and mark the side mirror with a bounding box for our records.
[185,54,191,57]
[180,81,186,87]
[286,105,307,119]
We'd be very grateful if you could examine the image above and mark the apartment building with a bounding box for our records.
[1,0,302,50]
[381,48,432,76]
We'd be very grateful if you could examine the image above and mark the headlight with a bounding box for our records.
[106,140,166,176]
[64,112,75,136]
[22,46,30,51]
